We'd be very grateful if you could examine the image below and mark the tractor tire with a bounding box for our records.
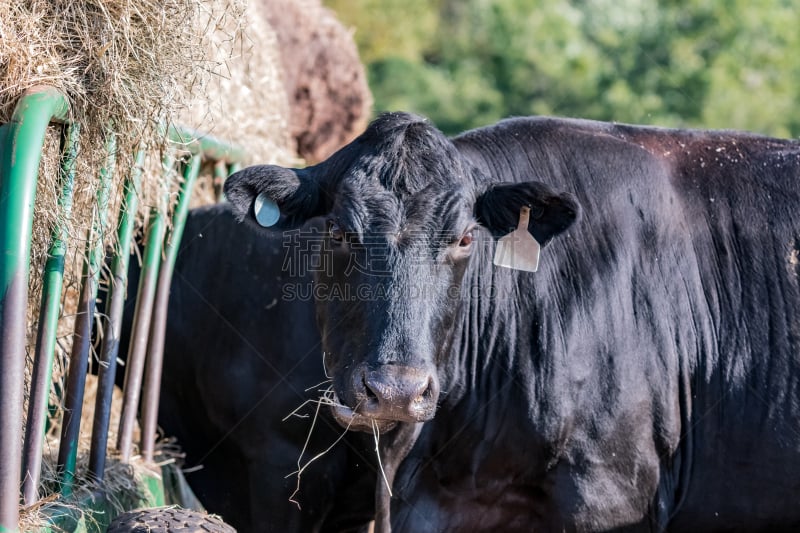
[106,507,236,533]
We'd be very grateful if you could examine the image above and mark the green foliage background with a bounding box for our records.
[325,0,800,137]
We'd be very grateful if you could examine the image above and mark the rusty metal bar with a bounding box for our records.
[56,133,115,494]
[213,160,227,201]
[117,152,174,462]
[0,87,69,533]
[21,124,79,506]
[88,149,145,481]
[140,154,202,461]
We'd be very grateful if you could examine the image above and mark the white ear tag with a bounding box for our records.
[493,206,541,272]
[254,192,280,227]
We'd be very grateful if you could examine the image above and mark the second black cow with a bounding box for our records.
[132,206,377,532]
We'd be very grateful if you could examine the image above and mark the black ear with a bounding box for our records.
[475,181,580,244]
[224,165,325,228]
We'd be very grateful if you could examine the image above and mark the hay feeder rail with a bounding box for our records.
[0,87,244,532]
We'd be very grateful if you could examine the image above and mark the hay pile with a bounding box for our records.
[0,0,296,363]
[18,374,148,532]
[180,1,297,168]
[0,0,296,273]
[1,0,207,246]
[182,0,300,206]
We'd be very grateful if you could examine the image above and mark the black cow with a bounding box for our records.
[125,206,378,532]
[224,112,800,532]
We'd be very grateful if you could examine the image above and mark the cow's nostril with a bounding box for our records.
[413,377,432,404]
[363,374,378,402]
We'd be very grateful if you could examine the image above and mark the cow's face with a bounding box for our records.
[225,113,578,432]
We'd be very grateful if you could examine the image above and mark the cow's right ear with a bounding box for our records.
[474,181,580,245]
[224,165,325,228]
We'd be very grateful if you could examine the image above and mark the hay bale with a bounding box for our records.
[1,0,295,363]
[260,0,373,163]
[180,0,297,171]
[0,0,211,226]
[0,0,297,295]
[1,0,213,354]
[183,0,299,208]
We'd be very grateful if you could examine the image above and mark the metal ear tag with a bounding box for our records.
[254,192,280,227]
[493,206,541,272]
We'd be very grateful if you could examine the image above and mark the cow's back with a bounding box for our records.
[631,127,800,530]
[452,118,800,530]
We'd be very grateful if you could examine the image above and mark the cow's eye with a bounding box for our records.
[459,230,474,247]
[329,221,344,242]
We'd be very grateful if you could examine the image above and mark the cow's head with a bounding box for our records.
[225,112,578,433]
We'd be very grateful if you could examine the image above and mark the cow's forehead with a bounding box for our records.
[347,144,469,193]
[317,112,479,242]
[320,112,475,193]
[332,179,474,244]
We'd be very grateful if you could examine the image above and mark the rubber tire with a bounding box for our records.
[106,507,236,533]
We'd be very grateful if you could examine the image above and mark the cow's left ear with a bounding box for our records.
[224,164,325,229]
[475,181,580,244]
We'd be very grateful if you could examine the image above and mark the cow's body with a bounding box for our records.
[392,118,800,531]
[220,113,800,532]
[132,206,377,532]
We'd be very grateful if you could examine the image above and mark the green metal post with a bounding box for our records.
[57,133,115,494]
[140,154,202,461]
[0,87,69,533]
[89,149,145,481]
[220,162,241,203]
[21,124,79,506]
[213,160,227,201]
[168,125,247,163]
[117,153,174,462]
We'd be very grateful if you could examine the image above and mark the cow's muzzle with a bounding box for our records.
[331,364,439,432]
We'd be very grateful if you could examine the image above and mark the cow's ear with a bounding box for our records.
[224,165,325,228]
[475,181,580,244]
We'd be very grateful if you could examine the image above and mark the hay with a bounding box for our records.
[1,0,208,364]
[0,0,296,323]
[183,0,299,208]
[18,375,156,531]
[0,1,204,128]
[0,0,299,318]
[19,453,154,532]
[0,0,211,253]
[180,0,297,169]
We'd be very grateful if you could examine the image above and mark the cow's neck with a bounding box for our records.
[442,239,546,408]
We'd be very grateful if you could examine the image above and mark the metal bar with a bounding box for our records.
[167,125,247,163]
[117,153,174,462]
[21,124,79,506]
[0,86,69,533]
[88,149,145,481]
[140,154,202,461]
[213,160,227,202]
[56,133,115,494]
[220,162,241,203]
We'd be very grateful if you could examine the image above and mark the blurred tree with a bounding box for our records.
[324,0,438,63]
[325,0,800,137]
